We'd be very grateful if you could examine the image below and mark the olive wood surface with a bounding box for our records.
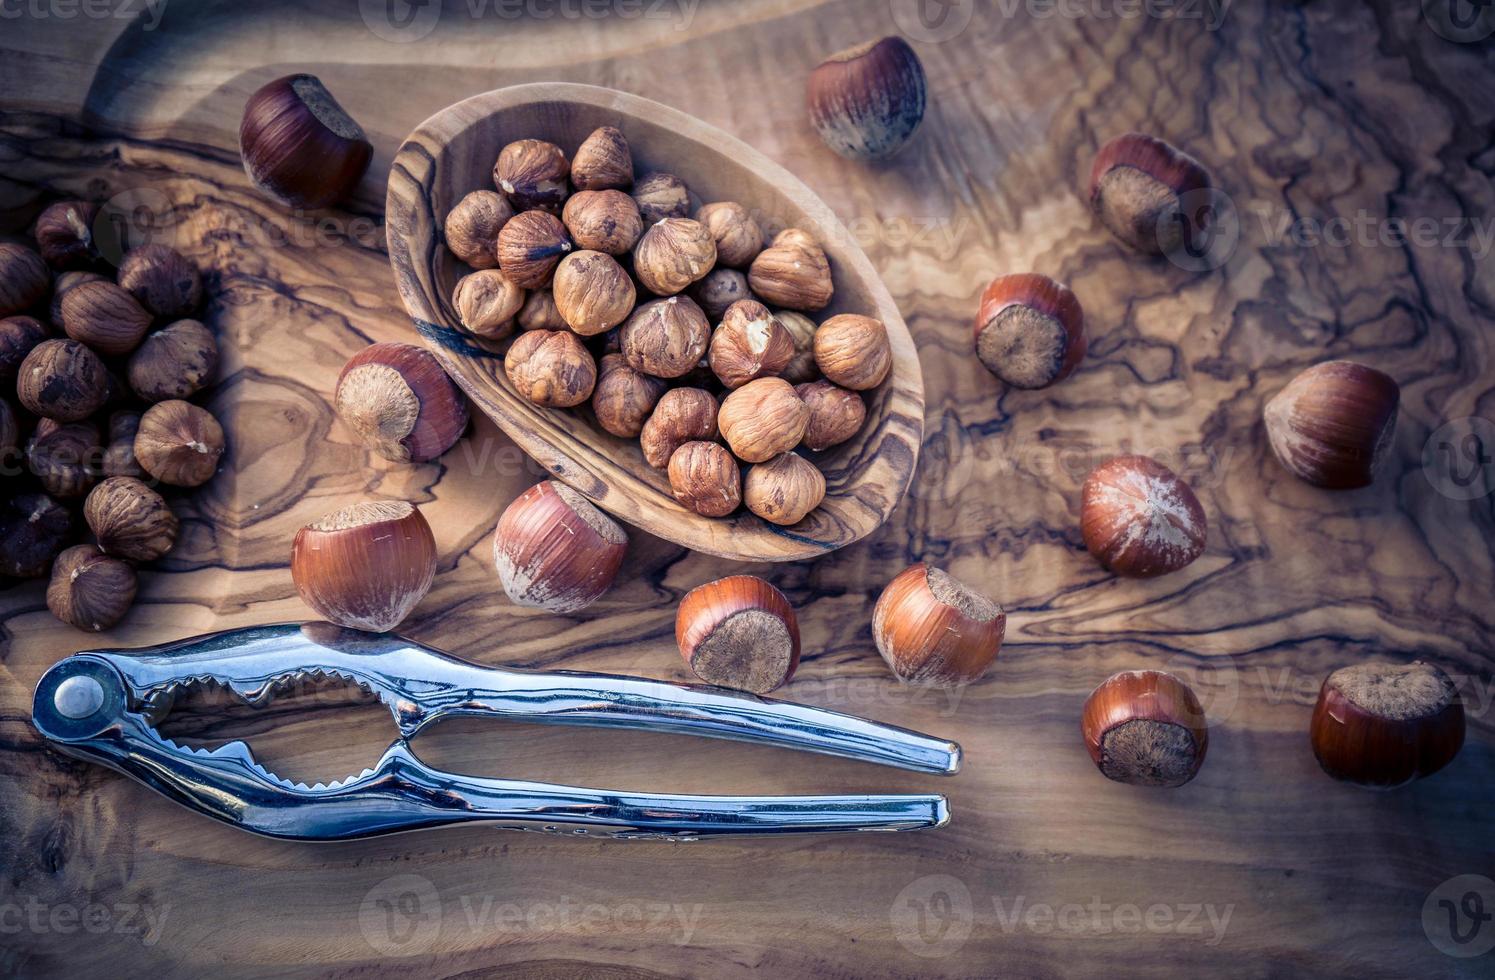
[1,2,1492,979]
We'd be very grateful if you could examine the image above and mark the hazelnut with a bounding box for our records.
[493,480,628,613]
[795,379,865,451]
[504,329,597,407]
[60,280,151,357]
[496,210,573,289]
[747,231,833,312]
[743,452,825,525]
[552,250,636,335]
[47,544,136,632]
[1264,360,1399,490]
[239,74,372,209]
[807,37,927,161]
[134,399,226,487]
[694,202,764,268]
[592,354,667,438]
[84,476,179,562]
[0,315,50,381]
[453,268,524,339]
[619,296,711,379]
[813,313,891,390]
[773,310,819,384]
[570,126,634,191]
[974,274,1087,389]
[1081,670,1208,787]
[561,189,643,255]
[494,138,570,211]
[0,492,72,578]
[517,289,567,332]
[0,243,51,317]
[631,172,691,224]
[291,500,436,631]
[117,244,203,320]
[127,319,219,402]
[668,441,741,517]
[34,200,102,270]
[102,410,143,478]
[444,190,514,269]
[690,268,753,321]
[49,271,104,328]
[336,342,469,463]
[634,218,717,296]
[676,575,799,693]
[27,419,101,499]
[17,339,108,422]
[1081,455,1206,578]
[708,300,794,389]
[640,387,718,468]
[1309,661,1465,788]
[718,377,809,463]
[873,563,1005,686]
[1088,133,1212,256]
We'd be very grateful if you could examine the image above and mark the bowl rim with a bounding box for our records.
[385,82,924,562]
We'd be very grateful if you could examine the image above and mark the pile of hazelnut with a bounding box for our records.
[0,205,225,632]
[440,126,893,527]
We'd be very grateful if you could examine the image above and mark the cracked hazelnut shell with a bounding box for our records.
[743,452,825,526]
[239,74,372,209]
[127,319,219,402]
[1264,360,1399,490]
[496,210,573,289]
[718,377,809,463]
[0,244,50,317]
[570,126,633,191]
[336,342,468,463]
[117,244,203,320]
[552,250,636,335]
[494,139,570,212]
[504,329,597,408]
[619,296,711,379]
[975,273,1087,389]
[676,575,799,693]
[1309,661,1465,788]
[668,441,741,517]
[291,500,436,632]
[634,217,717,296]
[47,544,137,632]
[640,387,718,468]
[1088,133,1212,256]
[562,189,643,255]
[60,280,151,357]
[1082,670,1208,787]
[873,563,1005,686]
[813,313,891,390]
[134,399,225,487]
[807,36,927,161]
[85,476,179,562]
[493,480,628,613]
[709,300,794,389]
[17,339,108,422]
[444,190,514,269]
[1081,455,1206,577]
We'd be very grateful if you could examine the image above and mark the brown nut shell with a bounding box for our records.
[1309,661,1465,788]
[561,189,643,255]
[632,172,691,224]
[640,387,718,468]
[1081,670,1208,787]
[102,411,143,478]
[619,296,710,379]
[47,544,136,632]
[775,310,819,384]
[814,314,891,390]
[695,202,764,268]
[84,476,179,561]
[26,419,101,500]
[134,399,226,487]
[718,377,809,463]
[1081,455,1206,577]
[1,316,52,382]
[60,280,152,357]
[493,480,628,613]
[453,268,524,339]
[743,452,825,526]
[873,563,1004,686]
[1264,360,1399,490]
[496,210,573,289]
[807,37,927,161]
[494,139,570,211]
[690,268,753,321]
[747,233,832,312]
[1088,133,1212,256]
[0,493,72,578]
[35,200,103,270]
[570,126,633,191]
[668,441,741,517]
[17,338,108,422]
[50,271,104,329]
[592,354,667,438]
[504,329,597,407]
[127,319,219,402]
[634,217,717,296]
[517,289,567,332]
[974,274,1087,389]
[336,342,468,463]
[552,250,636,335]
[239,74,372,210]
[795,379,865,451]
[676,575,799,693]
[117,244,203,319]
[708,300,794,389]
[444,190,514,269]
[291,500,436,632]
[0,244,51,317]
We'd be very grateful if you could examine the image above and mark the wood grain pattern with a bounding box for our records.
[2,2,1493,978]
[386,83,924,561]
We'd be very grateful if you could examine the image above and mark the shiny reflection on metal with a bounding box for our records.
[31,623,961,841]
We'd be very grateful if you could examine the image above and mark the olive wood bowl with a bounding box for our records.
[386,83,923,562]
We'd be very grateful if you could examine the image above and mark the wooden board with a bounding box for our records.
[1,2,1492,977]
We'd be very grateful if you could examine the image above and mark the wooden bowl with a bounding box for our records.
[385,83,923,562]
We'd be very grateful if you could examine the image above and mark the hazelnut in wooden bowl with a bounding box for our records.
[386,84,923,562]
